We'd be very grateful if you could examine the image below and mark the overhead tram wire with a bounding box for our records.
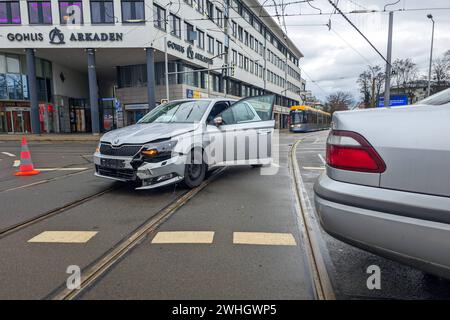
[327,0,391,67]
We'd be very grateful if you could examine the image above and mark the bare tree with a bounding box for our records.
[325,91,354,114]
[432,57,449,88]
[392,58,418,87]
[357,65,385,107]
[392,58,419,103]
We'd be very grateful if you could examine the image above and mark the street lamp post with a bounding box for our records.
[427,14,435,97]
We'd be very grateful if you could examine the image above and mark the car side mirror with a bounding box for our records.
[213,116,223,126]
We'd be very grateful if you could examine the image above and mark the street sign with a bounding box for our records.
[378,95,408,107]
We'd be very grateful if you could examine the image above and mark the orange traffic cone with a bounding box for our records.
[14,136,40,176]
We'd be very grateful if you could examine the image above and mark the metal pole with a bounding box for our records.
[427,18,435,97]
[384,11,394,108]
[207,64,211,97]
[164,37,170,101]
[87,48,100,134]
[146,48,156,110]
[26,48,40,134]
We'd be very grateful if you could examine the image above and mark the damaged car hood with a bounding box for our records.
[100,122,199,145]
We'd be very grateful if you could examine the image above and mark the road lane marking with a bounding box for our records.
[233,232,297,246]
[28,231,98,243]
[318,154,326,165]
[36,167,88,171]
[303,167,325,170]
[151,231,215,244]
[1,152,15,157]
[13,160,20,167]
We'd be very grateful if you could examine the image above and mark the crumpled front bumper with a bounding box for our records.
[93,152,187,189]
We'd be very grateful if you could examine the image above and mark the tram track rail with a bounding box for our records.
[288,133,336,300]
[51,167,226,300]
[0,184,118,239]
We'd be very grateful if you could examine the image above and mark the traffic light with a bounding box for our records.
[222,64,228,76]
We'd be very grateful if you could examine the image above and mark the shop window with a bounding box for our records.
[121,0,144,23]
[117,64,147,88]
[0,0,21,24]
[28,0,52,24]
[59,1,83,24]
[90,0,114,24]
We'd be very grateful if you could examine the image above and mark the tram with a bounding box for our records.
[289,105,331,132]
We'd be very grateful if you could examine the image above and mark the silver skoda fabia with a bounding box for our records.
[94,95,275,190]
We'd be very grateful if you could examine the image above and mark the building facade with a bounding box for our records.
[0,0,305,133]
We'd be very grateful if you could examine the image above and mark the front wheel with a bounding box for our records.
[182,149,206,188]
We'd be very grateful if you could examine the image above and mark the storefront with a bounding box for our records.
[0,101,31,133]
[69,98,90,133]
[124,103,149,125]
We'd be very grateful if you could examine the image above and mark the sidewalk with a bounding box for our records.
[0,133,102,142]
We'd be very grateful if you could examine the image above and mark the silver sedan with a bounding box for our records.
[314,88,450,279]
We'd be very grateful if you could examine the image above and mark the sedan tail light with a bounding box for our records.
[326,130,386,173]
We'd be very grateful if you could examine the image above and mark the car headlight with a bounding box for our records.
[141,140,178,158]
[95,142,101,153]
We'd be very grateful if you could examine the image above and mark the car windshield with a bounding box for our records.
[138,100,211,123]
[416,88,450,106]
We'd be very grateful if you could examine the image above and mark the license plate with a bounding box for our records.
[100,158,125,169]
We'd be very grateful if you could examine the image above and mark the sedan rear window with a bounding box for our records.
[416,88,450,106]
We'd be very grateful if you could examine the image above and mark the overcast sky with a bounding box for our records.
[262,0,450,102]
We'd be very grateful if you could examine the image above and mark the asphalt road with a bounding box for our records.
[0,134,449,300]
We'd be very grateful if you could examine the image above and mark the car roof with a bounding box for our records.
[169,98,237,103]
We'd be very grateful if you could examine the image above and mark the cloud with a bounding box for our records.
[263,0,450,101]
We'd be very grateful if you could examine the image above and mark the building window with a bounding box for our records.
[216,41,223,57]
[197,29,205,49]
[216,8,222,27]
[59,1,83,24]
[0,0,21,24]
[241,7,251,24]
[28,1,52,24]
[238,53,243,68]
[153,3,166,30]
[121,0,144,23]
[117,64,147,88]
[232,49,237,65]
[206,0,213,20]
[185,22,194,44]
[169,13,181,37]
[244,57,248,71]
[238,26,243,42]
[207,35,214,54]
[231,20,237,38]
[194,0,204,13]
[90,0,114,24]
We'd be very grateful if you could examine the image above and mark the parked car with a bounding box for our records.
[314,88,450,279]
[94,95,275,189]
